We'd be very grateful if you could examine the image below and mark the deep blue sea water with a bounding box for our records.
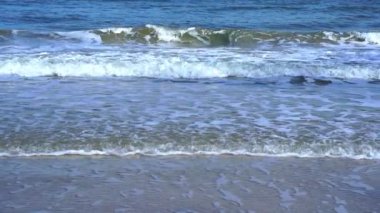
[0,0,379,158]
[1,0,380,31]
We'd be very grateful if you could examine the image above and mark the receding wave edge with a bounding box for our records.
[0,149,378,159]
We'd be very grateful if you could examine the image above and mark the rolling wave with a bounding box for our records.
[1,25,380,46]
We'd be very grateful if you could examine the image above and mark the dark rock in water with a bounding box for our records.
[170,79,198,83]
[290,76,306,84]
[226,75,239,79]
[342,80,355,84]
[335,77,355,84]
[45,72,61,79]
[254,81,276,85]
[314,79,332,85]
[368,79,380,84]
[355,37,366,42]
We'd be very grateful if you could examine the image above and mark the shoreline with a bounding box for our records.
[1,155,379,212]
[0,152,379,160]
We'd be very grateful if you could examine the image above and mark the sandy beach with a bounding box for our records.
[1,155,379,212]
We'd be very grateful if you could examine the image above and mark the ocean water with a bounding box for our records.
[0,0,379,158]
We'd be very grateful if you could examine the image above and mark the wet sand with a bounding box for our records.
[1,156,379,212]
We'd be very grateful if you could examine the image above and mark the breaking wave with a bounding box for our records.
[1,25,380,46]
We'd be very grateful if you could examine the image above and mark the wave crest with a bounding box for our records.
[1,25,380,46]
[89,26,380,46]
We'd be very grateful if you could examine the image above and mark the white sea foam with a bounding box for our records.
[145,24,183,42]
[56,31,102,44]
[0,53,226,78]
[0,49,379,79]
[97,27,134,34]
[322,31,380,45]
[355,32,380,44]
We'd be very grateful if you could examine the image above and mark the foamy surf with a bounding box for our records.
[1,25,379,79]
[0,50,379,79]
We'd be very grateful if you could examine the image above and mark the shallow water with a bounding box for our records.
[0,77,379,158]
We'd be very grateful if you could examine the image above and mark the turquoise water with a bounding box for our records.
[0,0,379,158]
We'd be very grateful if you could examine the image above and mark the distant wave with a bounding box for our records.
[1,25,380,46]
